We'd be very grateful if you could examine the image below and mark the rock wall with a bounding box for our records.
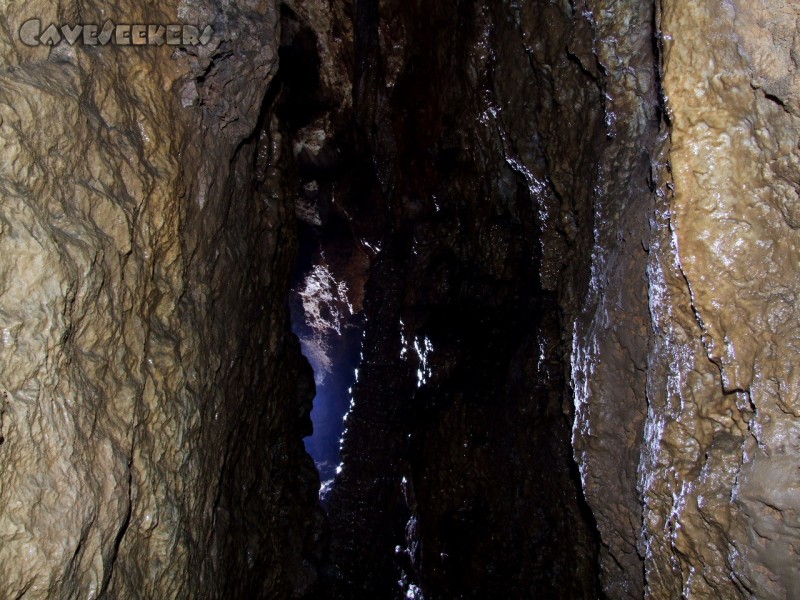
[639,1,800,597]
[321,0,800,598]
[2,0,800,598]
[322,0,609,597]
[0,1,323,597]
[568,0,660,596]
[571,0,800,598]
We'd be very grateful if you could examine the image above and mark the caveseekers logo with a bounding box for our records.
[19,19,214,47]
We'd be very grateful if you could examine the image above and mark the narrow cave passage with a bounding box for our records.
[289,215,366,488]
[270,2,363,488]
[276,0,615,598]
[4,0,798,596]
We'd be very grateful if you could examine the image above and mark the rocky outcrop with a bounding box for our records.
[0,1,322,597]
[572,0,800,598]
[568,0,661,595]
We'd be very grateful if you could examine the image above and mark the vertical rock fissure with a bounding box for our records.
[314,1,612,598]
[273,3,368,492]
[290,222,367,489]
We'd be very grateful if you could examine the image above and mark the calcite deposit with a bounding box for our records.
[640,1,800,597]
[2,0,799,598]
[572,0,800,598]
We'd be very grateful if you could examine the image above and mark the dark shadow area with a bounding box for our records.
[313,0,607,598]
[273,0,619,597]
[275,5,329,132]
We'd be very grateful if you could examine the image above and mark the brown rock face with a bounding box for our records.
[572,0,800,598]
[0,1,323,597]
[2,0,800,599]
[640,1,800,598]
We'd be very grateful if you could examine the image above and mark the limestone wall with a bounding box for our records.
[0,2,322,597]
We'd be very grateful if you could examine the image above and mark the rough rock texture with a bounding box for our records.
[567,0,660,596]
[571,0,800,598]
[320,1,607,598]
[319,0,800,598]
[639,1,800,597]
[0,1,323,597]
[3,0,800,598]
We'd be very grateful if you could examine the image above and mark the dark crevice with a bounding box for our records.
[272,0,665,598]
[276,6,329,132]
[275,3,370,494]
[284,1,610,598]
[763,90,788,109]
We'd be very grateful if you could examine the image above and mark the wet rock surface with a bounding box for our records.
[319,0,800,598]
[2,0,800,598]
[641,1,800,598]
[321,1,609,597]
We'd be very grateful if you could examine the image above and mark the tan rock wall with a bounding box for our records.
[644,0,800,597]
[0,1,321,597]
[573,0,800,597]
